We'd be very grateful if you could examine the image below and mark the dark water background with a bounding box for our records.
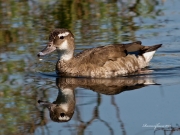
[0,0,180,135]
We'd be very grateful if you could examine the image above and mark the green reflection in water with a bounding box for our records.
[0,0,162,134]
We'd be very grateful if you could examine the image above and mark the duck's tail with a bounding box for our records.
[142,44,162,63]
[123,41,162,63]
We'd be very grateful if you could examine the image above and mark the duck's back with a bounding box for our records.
[74,44,127,66]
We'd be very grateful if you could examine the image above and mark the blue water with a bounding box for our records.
[0,0,180,135]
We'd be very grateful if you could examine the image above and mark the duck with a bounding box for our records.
[37,28,162,78]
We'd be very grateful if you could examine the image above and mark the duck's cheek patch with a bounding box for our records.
[58,32,69,38]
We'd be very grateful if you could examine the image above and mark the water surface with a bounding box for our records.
[0,0,180,135]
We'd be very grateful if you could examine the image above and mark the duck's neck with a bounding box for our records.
[57,50,74,61]
[57,40,75,61]
[54,87,75,105]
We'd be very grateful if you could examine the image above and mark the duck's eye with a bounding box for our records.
[60,36,64,39]
[60,113,65,117]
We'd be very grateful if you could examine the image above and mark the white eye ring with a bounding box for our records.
[58,32,69,38]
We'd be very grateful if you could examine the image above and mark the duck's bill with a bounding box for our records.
[37,42,56,57]
[38,100,52,109]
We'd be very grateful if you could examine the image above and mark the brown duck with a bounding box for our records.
[37,29,162,78]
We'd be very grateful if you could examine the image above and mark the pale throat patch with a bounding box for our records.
[57,40,73,61]
[59,40,69,50]
[58,32,69,38]
[60,103,69,112]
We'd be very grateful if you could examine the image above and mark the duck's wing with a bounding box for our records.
[74,41,144,66]
[123,41,162,56]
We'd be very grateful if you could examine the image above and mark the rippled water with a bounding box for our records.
[0,0,180,135]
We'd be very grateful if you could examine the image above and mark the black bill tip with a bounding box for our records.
[37,52,44,57]
[37,100,42,103]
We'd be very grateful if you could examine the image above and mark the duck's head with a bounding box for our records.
[38,99,74,122]
[37,29,75,61]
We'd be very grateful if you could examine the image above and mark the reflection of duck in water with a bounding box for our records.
[38,76,159,122]
[38,79,75,122]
